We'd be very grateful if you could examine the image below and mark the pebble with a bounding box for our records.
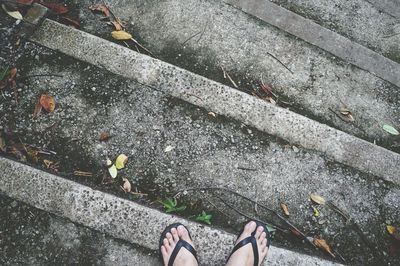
[91,87,96,92]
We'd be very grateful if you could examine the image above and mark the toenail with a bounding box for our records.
[257,226,264,232]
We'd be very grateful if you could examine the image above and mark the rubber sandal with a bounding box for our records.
[226,221,272,266]
[159,223,198,266]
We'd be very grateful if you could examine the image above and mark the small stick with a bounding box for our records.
[129,191,148,196]
[130,38,155,57]
[220,66,238,88]
[73,170,93,177]
[266,52,293,74]
[181,31,202,46]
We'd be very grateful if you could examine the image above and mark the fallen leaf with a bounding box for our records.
[115,154,128,170]
[261,84,273,94]
[164,145,174,152]
[108,164,117,178]
[339,108,351,116]
[208,112,216,118]
[280,202,289,216]
[89,4,110,17]
[383,124,399,136]
[312,206,320,217]
[310,193,326,205]
[121,177,131,193]
[43,159,53,168]
[7,68,17,81]
[387,225,397,235]
[0,134,5,152]
[2,4,23,20]
[111,20,123,31]
[33,98,42,118]
[40,2,69,14]
[265,96,276,105]
[313,237,335,258]
[61,15,80,28]
[26,148,39,163]
[99,132,111,141]
[39,94,56,113]
[111,30,132,41]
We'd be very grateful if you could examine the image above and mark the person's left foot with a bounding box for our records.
[160,225,198,266]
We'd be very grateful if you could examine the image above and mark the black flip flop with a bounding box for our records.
[159,223,198,266]
[226,221,272,266]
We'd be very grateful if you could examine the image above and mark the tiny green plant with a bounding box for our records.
[196,211,212,225]
[159,198,186,213]
[0,67,10,82]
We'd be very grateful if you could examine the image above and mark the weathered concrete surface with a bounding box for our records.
[75,0,400,145]
[226,0,400,87]
[267,0,400,62]
[0,194,158,266]
[0,41,398,264]
[0,157,340,266]
[29,19,400,184]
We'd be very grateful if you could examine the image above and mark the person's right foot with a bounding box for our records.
[226,221,269,266]
[160,225,198,266]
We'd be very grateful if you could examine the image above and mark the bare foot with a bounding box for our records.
[226,221,269,266]
[161,225,198,266]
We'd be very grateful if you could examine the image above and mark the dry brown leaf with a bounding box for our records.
[99,132,111,141]
[39,94,56,113]
[111,20,123,31]
[89,4,110,17]
[310,193,326,205]
[0,134,6,152]
[7,68,17,81]
[121,177,131,193]
[280,202,289,216]
[313,237,335,258]
[33,98,42,118]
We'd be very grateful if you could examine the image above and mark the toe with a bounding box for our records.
[177,225,191,242]
[163,238,170,250]
[166,232,175,245]
[254,225,264,238]
[259,231,266,241]
[161,245,168,256]
[243,221,257,235]
[171,228,180,242]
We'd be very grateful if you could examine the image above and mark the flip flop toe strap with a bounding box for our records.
[227,236,259,266]
[168,239,198,266]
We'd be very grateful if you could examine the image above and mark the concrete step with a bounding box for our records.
[0,194,159,266]
[0,16,396,264]
[75,0,400,145]
[28,19,400,184]
[0,157,341,265]
[263,0,400,62]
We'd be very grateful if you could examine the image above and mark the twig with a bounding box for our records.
[214,194,287,232]
[129,191,148,196]
[175,186,313,245]
[131,37,155,57]
[200,194,231,220]
[181,31,202,46]
[73,170,93,177]
[18,74,64,80]
[266,52,293,74]
[220,66,238,88]
[237,166,257,171]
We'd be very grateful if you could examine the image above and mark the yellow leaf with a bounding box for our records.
[208,112,216,118]
[310,193,326,205]
[108,164,117,178]
[312,206,320,217]
[111,30,132,40]
[115,154,128,170]
[280,202,289,216]
[2,4,23,20]
[387,225,397,235]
